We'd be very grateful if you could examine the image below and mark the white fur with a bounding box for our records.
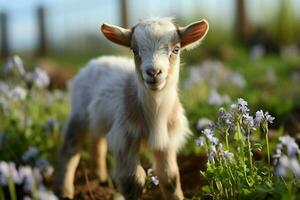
[69,18,191,152]
[69,55,190,151]
[57,17,207,200]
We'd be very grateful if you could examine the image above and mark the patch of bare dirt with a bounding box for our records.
[70,154,207,200]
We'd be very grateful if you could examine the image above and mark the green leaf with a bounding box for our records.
[253,143,263,151]
[201,185,211,193]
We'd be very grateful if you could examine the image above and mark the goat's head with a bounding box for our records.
[101,18,209,91]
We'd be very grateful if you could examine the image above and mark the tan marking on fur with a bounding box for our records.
[61,153,80,198]
[91,135,108,182]
[167,99,180,133]
[154,148,184,200]
[166,46,181,134]
[168,48,179,80]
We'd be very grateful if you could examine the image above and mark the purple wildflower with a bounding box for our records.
[279,136,299,157]
[4,55,25,76]
[250,44,265,60]
[147,168,159,186]
[22,147,40,162]
[151,176,159,186]
[272,144,283,165]
[208,146,216,162]
[23,196,32,200]
[276,155,289,177]
[202,129,218,145]
[254,110,264,126]
[0,82,9,95]
[19,166,34,192]
[37,185,58,200]
[33,68,50,88]
[208,90,230,106]
[225,118,233,127]
[209,122,215,130]
[0,161,9,185]
[44,118,59,134]
[210,146,216,154]
[218,107,233,128]
[217,143,223,150]
[230,103,238,114]
[220,150,232,160]
[290,158,300,178]
[237,98,249,114]
[9,86,27,101]
[196,118,213,131]
[202,128,213,137]
[218,107,226,117]
[265,112,275,123]
[243,114,255,131]
[196,136,206,147]
[276,155,300,178]
[35,159,49,171]
[0,162,22,185]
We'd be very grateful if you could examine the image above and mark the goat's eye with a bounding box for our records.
[131,48,138,56]
[172,46,180,54]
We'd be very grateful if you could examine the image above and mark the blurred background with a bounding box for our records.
[2,0,298,129]
[1,0,300,58]
[0,0,300,199]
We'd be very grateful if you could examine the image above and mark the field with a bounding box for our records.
[0,41,300,200]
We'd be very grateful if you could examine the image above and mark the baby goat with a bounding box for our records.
[56,17,209,200]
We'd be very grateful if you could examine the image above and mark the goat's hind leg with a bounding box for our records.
[91,134,109,185]
[55,115,88,199]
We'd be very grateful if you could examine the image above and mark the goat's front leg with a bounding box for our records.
[113,136,146,200]
[153,147,184,200]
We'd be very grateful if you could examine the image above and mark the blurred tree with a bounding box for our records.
[235,0,251,41]
[0,12,10,58]
[277,0,293,45]
[120,0,128,28]
[36,6,48,56]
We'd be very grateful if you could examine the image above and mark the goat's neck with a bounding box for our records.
[136,67,180,149]
[137,70,179,119]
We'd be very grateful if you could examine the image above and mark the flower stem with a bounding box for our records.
[265,126,270,166]
[224,159,235,196]
[0,187,5,200]
[8,177,17,200]
[237,123,251,186]
[225,129,229,150]
[247,133,253,169]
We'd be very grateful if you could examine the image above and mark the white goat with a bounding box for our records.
[56,17,209,200]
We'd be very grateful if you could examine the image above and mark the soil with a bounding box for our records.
[71,154,207,200]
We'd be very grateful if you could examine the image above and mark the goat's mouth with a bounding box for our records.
[145,79,165,91]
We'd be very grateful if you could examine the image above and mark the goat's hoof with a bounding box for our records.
[112,191,125,200]
[99,180,109,187]
[99,178,114,189]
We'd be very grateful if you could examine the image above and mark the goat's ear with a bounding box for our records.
[179,20,209,49]
[101,23,132,48]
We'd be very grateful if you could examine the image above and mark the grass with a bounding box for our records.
[0,43,299,199]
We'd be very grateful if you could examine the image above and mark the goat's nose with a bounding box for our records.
[146,69,162,77]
